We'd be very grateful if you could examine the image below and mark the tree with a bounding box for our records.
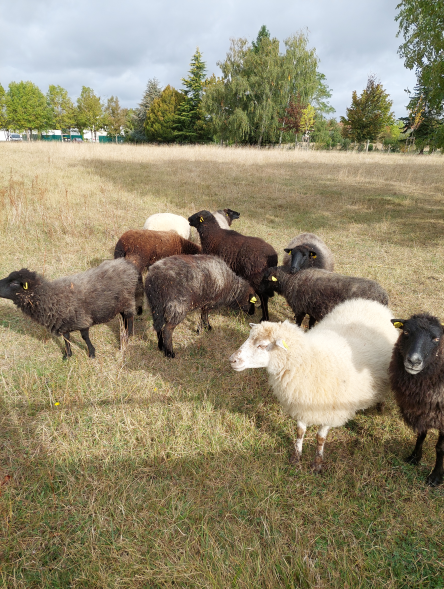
[103,96,127,142]
[279,94,306,146]
[0,84,7,131]
[400,82,444,152]
[6,81,49,140]
[396,1,444,110]
[131,78,162,142]
[174,48,209,142]
[47,85,75,137]
[144,85,185,142]
[340,75,395,148]
[76,86,104,141]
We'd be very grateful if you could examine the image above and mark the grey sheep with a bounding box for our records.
[282,233,334,274]
[0,259,140,359]
[390,314,444,486]
[188,210,278,322]
[145,254,257,358]
[262,266,389,328]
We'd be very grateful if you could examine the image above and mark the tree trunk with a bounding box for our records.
[366,139,369,152]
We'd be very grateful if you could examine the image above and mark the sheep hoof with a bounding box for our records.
[405,453,421,465]
[311,460,325,474]
[89,352,96,359]
[289,451,301,466]
[426,471,443,487]
[164,350,175,359]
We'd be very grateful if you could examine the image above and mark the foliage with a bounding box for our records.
[130,78,162,142]
[340,75,395,143]
[396,0,444,111]
[174,48,210,143]
[6,81,50,138]
[300,104,316,135]
[103,96,128,141]
[75,86,104,140]
[279,94,306,144]
[0,83,6,130]
[202,28,331,145]
[311,118,343,149]
[144,85,185,142]
[400,82,444,152]
[46,85,76,133]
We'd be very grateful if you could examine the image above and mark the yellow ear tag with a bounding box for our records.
[282,340,289,350]
[23,282,28,290]
[271,276,278,282]
[288,250,292,254]
[393,322,403,329]
[250,296,257,303]
[199,216,204,222]
[311,253,317,259]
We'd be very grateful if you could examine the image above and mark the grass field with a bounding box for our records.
[1,142,444,588]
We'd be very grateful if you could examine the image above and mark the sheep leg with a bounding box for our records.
[312,425,330,473]
[62,332,72,360]
[290,422,306,465]
[258,293,269,322]
[307,315,316,329]
[426,432,444,487]
[197,308,212,333]
[406,431,427,465]
[295,312,306,326]
[120,312,134,344]
[135,274,144,315]
[156,330,164,351]
[80,328,96,358]
[162,323,176,358]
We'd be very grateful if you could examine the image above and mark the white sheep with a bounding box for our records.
[143,213,191,240]
[229,298,398,472]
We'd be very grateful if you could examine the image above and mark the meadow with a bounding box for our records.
[1,142,444,588]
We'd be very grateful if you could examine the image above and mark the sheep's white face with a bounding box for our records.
[229,337,272,371]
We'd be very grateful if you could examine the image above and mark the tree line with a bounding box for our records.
[1,2,443,152]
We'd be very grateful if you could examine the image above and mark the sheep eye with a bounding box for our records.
[257,344,267,350]
[433,337,440,343]
[403,330,409,336]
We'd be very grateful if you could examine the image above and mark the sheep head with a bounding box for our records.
[392,314,444,375]
[229,322,289,371]
[0,269,40,301]
[188,210,218,231]
[284,244,318,273]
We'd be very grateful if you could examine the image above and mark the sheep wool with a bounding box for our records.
[230,298,398,471]
[143,213,191,240]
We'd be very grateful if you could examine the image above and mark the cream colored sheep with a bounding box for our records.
[229,298,398,472]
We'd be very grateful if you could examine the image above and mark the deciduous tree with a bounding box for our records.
[47,85,75,137]
[6,81,49,140]
[76,86,104,141]
[144,85,185,142]
[0,84,7,131]
[103,96,127,142]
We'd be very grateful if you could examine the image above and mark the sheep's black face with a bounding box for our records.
[225,208,240,221]
[188,210,214,229]
[285,245,318,274]
[392,315,443,375]
[0,269,37,301]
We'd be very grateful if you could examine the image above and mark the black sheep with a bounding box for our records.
[282,233,334,274]
[390,314,444,486]
[262,266,389,327]
[188,210,277,321]
[145,254,256,358]
[0,259,139,359]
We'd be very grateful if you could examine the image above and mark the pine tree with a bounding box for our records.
[132,78,162,141]
[174,48,208,143]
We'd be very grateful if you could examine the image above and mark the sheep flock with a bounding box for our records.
[1,205,443,487]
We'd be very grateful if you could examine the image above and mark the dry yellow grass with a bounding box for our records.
[1,142,444,588]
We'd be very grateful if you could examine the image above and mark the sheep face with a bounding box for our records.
[284,245,317,274]
[224,208,240,223]
[229,323,288,371]
[188,210,217,229]
[0,269,39,301]
[392,315,443,374]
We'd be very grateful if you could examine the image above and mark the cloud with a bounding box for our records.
[0,0,416,116]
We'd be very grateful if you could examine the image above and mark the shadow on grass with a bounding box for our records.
[78,158,444,246]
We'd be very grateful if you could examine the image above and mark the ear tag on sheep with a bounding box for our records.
[250,296,257,303]
[199,216,204,223]
[393,321,404,329]
[271,276,278,282]
[23,282,28,290]
[276,339,289,351]
[310,253,317,259]
[288,250,292,254]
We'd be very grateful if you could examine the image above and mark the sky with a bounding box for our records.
[0,0,417,119]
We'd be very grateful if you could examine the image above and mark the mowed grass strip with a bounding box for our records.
[1,143,444,588]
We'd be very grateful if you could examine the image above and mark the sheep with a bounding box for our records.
[282,233,334,274]
[143,209,240,239]
[0,259,140,359]
[262,266,389,328]
[389,314,444,486]
[188,210,278,322]
[114,229,202,314]
[229,298,398,472]
[145,254,257,358]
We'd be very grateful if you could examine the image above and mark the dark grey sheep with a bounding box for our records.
[213,208,240,229]
[188,210,278,322]
[262,266,389,327]
[282,233,334,274]
[390,314,444,486]
[0,259,139,358]
[145,254,257,358]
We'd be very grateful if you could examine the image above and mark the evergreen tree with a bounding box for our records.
[47,85,75,137]
[0,84,7,131]
[76,86,104,140]
[340,75,395,147]
[252,25,271,53]
[131,78,162,142]
[145,85,185,142]
[6,81,49,139]
[174,48,208,142]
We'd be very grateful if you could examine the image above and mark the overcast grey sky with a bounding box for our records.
[1,0,417,119]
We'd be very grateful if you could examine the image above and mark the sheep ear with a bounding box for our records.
[391,319,405,329]
[199,216,204,222]
[249,323,258,328]
[275,338,289,351]
[284,248,291,254]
